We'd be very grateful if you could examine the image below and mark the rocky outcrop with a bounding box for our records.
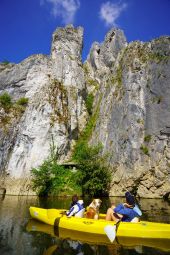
[0,25,170,197]
[86,30,170,198]
[0,25,87,195]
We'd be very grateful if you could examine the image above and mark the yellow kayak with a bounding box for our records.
[26,219,170,252]
[29,206,170,239]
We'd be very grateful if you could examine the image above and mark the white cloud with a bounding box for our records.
[99,1,127,26]
[42,0,80,24]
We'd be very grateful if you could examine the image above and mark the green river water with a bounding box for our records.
[0,195,170,255]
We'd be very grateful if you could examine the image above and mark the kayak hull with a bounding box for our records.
[29,207,170,239]
[26,219,170,252]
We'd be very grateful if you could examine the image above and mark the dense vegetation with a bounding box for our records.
[73,143,111,197]
[31,140,81,196]
[31,141,111,197]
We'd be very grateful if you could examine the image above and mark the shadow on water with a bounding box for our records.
[0,195,170,255]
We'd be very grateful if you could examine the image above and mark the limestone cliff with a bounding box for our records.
[86,29,170,198]
[0,25,170,197]
[0,25,87,195]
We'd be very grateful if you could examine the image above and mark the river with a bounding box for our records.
[0,195,170,255]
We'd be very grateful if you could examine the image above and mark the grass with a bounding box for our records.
[85,93,94,115]
[0,92,29,131]
[140,145,150,156]
[16,97,29,106]
[0,92,12,110]
[144,135,152,143]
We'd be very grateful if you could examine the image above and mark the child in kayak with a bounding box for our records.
[106,191,142,222]
[66,195,85,217]
[69,194,79,208]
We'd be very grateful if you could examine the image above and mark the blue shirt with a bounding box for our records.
[114,204,139,222]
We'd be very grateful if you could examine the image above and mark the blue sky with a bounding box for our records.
[0,0,170,63]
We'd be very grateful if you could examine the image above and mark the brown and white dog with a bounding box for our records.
[86,199,102,220]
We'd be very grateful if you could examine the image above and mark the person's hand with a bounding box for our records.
[123,203,133,208]
[111,203,115,209]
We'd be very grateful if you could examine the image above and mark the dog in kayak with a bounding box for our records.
[86,198,102,220]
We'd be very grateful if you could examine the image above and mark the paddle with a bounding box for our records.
[104,221,120,242]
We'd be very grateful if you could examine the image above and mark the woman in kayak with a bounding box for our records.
[66,195,85,217]
[105,191,142,222]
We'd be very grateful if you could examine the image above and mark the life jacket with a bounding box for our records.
[66,200,84,217]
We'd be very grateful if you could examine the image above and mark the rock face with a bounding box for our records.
[0,25,170,197]
[0,25,87,195]
[86,29,170,198]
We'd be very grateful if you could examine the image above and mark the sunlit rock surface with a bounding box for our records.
[0,25,87,195]
[86,30,170,198]
[0,25,170,197]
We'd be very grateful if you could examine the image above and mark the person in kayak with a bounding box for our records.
[66,197,85,217]
[105,191,142,222]
[69,194,79,208]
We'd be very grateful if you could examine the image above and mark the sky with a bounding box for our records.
[0,0,170,64]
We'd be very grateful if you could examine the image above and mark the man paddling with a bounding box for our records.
[106,191,142,222]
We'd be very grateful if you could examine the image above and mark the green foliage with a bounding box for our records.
[87,79,99,89]
[31,160,80,196]
[1,59,10,65]
[144,134,152,142]
[85,93,94,115]
[73,99,100,160]
[149,53,169,63]
[71,95,110,197]
[31,139,81,196]
[74,143,111,197]
[83,63,90,75]
[0,92,12,110]
[140,145,149,156]
[137,118,144,125]
[16,97,28,106]
[115,65,123,88]
[48,79,68,125]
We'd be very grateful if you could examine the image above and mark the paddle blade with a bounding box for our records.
[104,225,116,242]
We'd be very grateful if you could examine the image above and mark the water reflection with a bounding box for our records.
[0,195,170,255]
[26,219,170,252]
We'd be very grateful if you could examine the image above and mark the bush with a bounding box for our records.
[16,97,28,106]
[31,160,81,196]
[73,143,111,197]
[31,139,81,196]
[0,92,12,109]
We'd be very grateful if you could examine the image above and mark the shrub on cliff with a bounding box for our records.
[0,92,12,110]
[16,97,29,106]
[31,160,80,196]
[85,93,94,115]
[73,143,111,197]
[1,59,10,65]
[31,140,81,196]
